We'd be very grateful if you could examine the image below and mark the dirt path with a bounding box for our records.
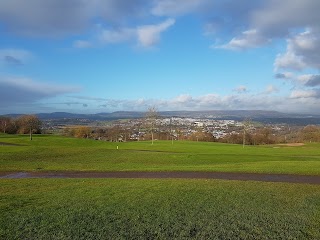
[1,171,320,184]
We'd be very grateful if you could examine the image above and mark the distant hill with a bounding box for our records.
[4,110,320,125]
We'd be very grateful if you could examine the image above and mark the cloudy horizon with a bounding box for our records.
[1,0,320,114]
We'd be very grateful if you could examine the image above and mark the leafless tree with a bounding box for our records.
[0,116,11,133]
[145,107,158,145]
[242,118,252,148]
[17,115,42,140]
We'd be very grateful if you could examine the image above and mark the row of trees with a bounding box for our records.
[220,125,320,145]
[0,115,42,140]
[62,123,320,145]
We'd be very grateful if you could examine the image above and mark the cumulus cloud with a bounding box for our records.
[234,1,320,73]
[295,74,320,87]
[274,29,320,71]
[137,18,175,47]
[0,76,80,107]
[94,91,319,113]
[216,29,270,50]
[96,18,175,47]
[263,85,278,94]
[290,89,320,99]
[98,28,135,44]
[274,49,306,71]
[213,0,320,53]
[278,73,320,88]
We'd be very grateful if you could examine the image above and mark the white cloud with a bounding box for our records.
[95,91,320,114]
[215,29,270,50]
[137,18,175,47]
[94,18,175,48]
[99,28,135,44]
[274,29,320,71]
[264,85,278,94]
[274,49,306,71]
[209,0,320,54]
[172,94,193,103]
[295,74,320,87]
[290,89,320,99]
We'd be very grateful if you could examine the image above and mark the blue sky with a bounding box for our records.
[1,0,320,114]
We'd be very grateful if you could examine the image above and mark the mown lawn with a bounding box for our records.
[1,178,320,239]
[1,134,320,174]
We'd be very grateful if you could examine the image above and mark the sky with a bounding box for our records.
[1,0,320,114]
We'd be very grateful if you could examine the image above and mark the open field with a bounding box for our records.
[1,134,320,239]
[1,134,320,175]
[1,179,320,239]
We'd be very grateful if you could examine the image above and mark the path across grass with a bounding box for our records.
[1,135,320,239]
[1,171,320,184]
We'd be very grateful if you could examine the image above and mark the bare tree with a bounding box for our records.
[145,107,158,145]
[18,115,42,140]
[300,125,320,143]
[242,118,252,148]
[0,116,11,133]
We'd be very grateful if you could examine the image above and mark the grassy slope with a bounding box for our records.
[1,179,320,239]
[1,134,320,174]
[1,135,320,239]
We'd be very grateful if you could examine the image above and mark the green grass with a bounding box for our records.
[1,179,320,239]
[1,134,320,174]
[1,135,320,239]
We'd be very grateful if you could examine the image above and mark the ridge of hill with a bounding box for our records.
[4,110,320,125]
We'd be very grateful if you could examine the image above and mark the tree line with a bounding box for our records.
[61,123,320,145]
[0,115,42,140]
[219,125,320,145]
[1,113,320,145]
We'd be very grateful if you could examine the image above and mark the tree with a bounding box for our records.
[300,125,320,142]
[145,107,158,145]
[17,115,42,140]
[0,116,11,133]
[74,126,91,139]
[242,119,251,148]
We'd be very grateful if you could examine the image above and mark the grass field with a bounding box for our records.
[1,134,320,239]
[1,179,320,239]
[1,134,320,174]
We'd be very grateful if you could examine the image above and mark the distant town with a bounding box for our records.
[32,110,320,145]
[1,110,320,144]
